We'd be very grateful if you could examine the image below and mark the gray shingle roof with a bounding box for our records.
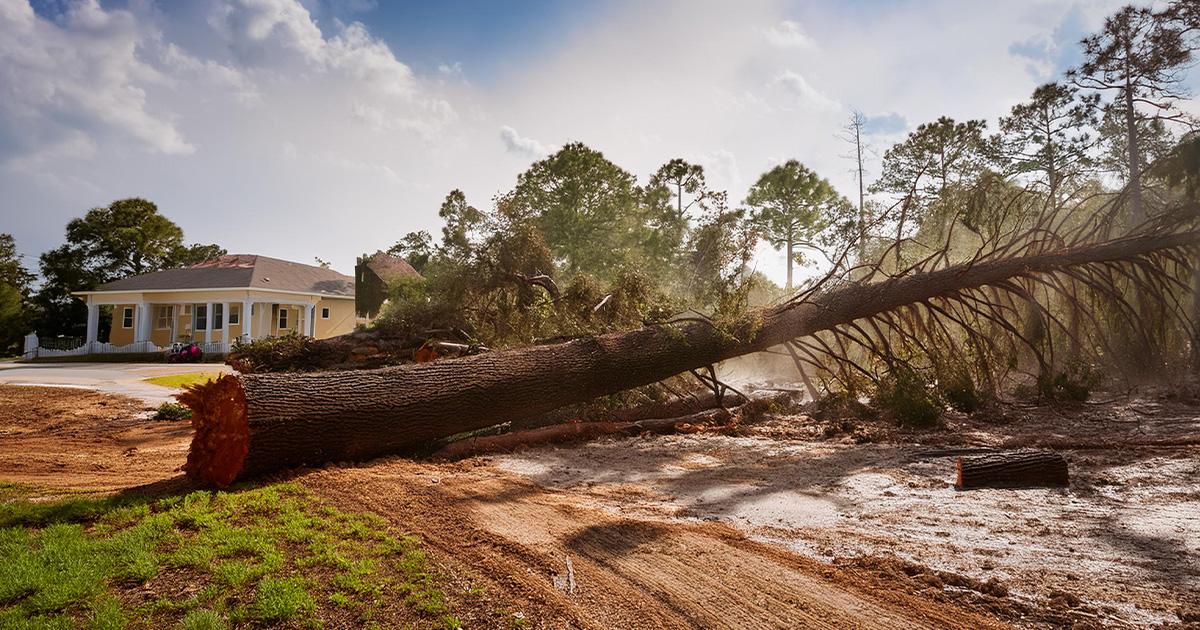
[91,255,354,296]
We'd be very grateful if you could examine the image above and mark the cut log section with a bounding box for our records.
[955,450,1069,489]
[180,230,1200,487]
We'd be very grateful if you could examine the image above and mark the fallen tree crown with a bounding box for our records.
[181,227,1200,487]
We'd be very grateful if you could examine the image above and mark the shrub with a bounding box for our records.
[811,390,876,422]
[873,368,942,428]
[153,402,192,421]
[1036,362,1101,402]
[939,368,984,413]
[227,331,343,373]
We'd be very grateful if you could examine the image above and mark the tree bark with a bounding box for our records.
[785,231,794,291]
[955,451,1069,489]
[182,231,1200,487]
[855,115,867,261]
[1123,39,1145,224]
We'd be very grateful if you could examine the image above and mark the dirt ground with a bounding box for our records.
[0,385,191,491]
[491,393,1200,628]
[2,383,1198,628]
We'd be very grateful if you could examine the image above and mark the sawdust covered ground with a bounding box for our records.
[0,384,190,492]
[492,392,1200,628]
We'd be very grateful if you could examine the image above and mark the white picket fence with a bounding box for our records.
[22,333,231,359]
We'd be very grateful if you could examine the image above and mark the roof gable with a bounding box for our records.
[362,251,421,282]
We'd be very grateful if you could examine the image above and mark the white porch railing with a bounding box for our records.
[22,333,231,359]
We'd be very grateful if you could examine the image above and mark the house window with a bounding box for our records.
[183,305,192,315]
[155,306,173,329]
[121,307,134,329]
[229,306,240,326]
[278,308,289,329]
[195,304,207,330]
[321,307,330,319]
[213,304,224,330]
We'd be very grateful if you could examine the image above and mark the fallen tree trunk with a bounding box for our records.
[430,408,733,460]
[182,231,1200,486]
[955,451,1069,489]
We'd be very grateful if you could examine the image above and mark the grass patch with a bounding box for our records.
[0,483,456,628]
[179,609,227,630]
[252,577,316,623]
[142,372,223,389]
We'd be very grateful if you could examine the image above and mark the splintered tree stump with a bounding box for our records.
[179,231,1199,487]
[955,451,1069,489]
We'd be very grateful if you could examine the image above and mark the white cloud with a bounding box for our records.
[770,70,841,111]
[499,125,551,160]
[686,149,743,197]
[160,43,260,104]
[1008,5,1091,81]
[210,1,418,96]
[0,0,194,161]
[0,0,465,280]
[764,20,815,49]
[209,0,326,66]
[281,141,412,187]
[324,22,416,97]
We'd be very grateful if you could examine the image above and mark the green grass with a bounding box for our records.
[0,482,48,503]
[142,372,224,389]
[0,483,455,628]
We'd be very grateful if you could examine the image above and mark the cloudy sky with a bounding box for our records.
[0,0,1169,284]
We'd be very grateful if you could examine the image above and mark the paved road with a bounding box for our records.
[0,362,234,404]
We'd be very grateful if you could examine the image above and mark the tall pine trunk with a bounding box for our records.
[785,231,794,290]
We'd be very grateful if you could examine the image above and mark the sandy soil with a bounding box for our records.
[492,395,1200,628]
[300,458,1012,629]
[0,384,191,491]
[3,383,1198,627]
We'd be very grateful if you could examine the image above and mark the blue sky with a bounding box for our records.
[333,1,602,81]
[1,0,1183,286]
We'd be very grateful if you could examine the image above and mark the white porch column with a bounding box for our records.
[135,302,153,343]
[204,302,214,343]
[85,298,99,344]
[306,304,316,337]
[242,299,254,342]
[221,302,230,344]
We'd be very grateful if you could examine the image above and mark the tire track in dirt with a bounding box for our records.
[301,458,1011,629]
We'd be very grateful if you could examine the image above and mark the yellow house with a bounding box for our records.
[71,254,356,351]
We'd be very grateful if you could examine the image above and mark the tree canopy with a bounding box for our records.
[745,160,848,289]
[32,198,225,337]
[0,234,33,354]
[506,142,642,278]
